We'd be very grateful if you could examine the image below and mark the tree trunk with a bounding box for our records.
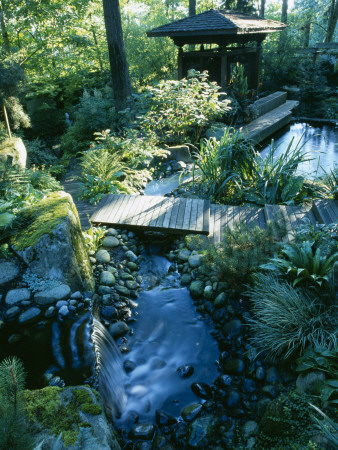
[189,0,196,16]
[281,0,288,24]
[102,0,131,112]
[325,0,338,42]
[259,0,265,18]
[0,1,11,54]
[304,21,311,47]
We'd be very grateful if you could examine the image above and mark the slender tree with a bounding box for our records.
[102,0,132,111]
[281,0,288,24]
[259,0,266,18]
[325,0,338,42]
[189,0,196,16]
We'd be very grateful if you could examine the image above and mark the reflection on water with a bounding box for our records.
[145,173,192,196]
[260,122,338,178]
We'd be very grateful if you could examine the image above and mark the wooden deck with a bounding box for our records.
[90,194,337,244]
[90,194,210,235]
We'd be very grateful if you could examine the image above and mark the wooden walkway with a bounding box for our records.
[90,194,210,234]
[90,194,337,244]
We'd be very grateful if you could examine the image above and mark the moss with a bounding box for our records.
[79,422,92,428]
[73,387,102,415]
[0,138,20,155]
[80,403,102,415]
[12,192,72,250]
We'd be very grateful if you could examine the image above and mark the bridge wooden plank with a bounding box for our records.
[124,195,144,225]
[90,194,111,223]
[169,198,180,229]
[155,198,171,228]
[246,207,260,228]
[175,199,187,230]
[203,200,210,234]
[220,206,228,239]
[149,197,166,227]
[286,206,299,230]
[114,195,134,224]
[102,195,125,224]
[162,198,175,229]
[214,205,222,245]
[196,199,204,232]
[182,198,193,230]
[312,199,335,225]
[106,195,129,224]
[138,196,161,227]
[189,199,199,232]
[120,196,138,224]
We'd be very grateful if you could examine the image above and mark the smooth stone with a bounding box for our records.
[214,292,227,309]
[18,307,41,324]
[125,250,137,262]
[5,288,31,305]
[187,415,216,448]
[224,390,241,408]
[34,284,71,306]
[101,306,117,320]
[242,421,258,437]
[180,274,192,286]
[222,319,242,338]
[203,285,215,300]
[106,228,118,236]
[256,398,272,417]
[70,291,82,300]
[222,358,245,375]
[100,271,115,286]
[120,272,134,281]
[216,374,232,388]
[178,249,191,262]
[130,423,155,440]
[0,262,19,285]
[102,236,120,248]
[172,160,186,171]
[98,286,113,295]
[127,262,138,271]
[115,285,130,297]
[59,305,69,317]
[243,379,256,393]
[45,306,56,318]
[191,382,212,400]
[177,365,194,378]
[189,280,204,298]
[56,300,68,309]
[109,321,129,338]
[123,360,137,373]
[68,305,76,312]
[188,254,203,268]
[296,371,326,395]
[8,334,21,344]
[125,280,138,290]
[95,249,111,263]
[255,366,265,381]
[181,403,203,422]
[155,410,177,427]
[265,367,280,384]
[5,306,20,319]
[262,385,279,399]
[69,300,77,306]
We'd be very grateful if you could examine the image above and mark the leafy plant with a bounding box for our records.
[248,273,338,360]
[318,166,338,200]
[82,225,106,253]
[204,221,285,289]
[310,404,338,449]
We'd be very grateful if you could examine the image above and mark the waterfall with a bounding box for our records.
[70,312,91,369]
[51,321,66,369]
[92,318,126,418]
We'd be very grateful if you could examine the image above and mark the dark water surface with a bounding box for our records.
[260,122,338,178]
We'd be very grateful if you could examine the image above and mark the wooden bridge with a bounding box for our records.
[90,195,338,245]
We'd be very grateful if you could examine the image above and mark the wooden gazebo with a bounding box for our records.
[147,10,286,90]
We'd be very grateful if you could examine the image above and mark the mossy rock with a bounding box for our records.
[24,385,120,449]
[13,191,94,291]
[0,137,27,168]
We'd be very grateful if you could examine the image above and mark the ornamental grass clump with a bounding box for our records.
[248,273,338,361]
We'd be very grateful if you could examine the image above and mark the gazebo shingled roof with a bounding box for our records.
[147,10,286,42]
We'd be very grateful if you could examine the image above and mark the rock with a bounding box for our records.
[34,284,71,306]
[178,249,191,261]
[222,319,242,338]
[101,306,117,320]
[189,280,204,298]
[106,228,118,236]
[191,382,212,400]
[127,262,138,271]
[56,300,68,308]
[5,288,31,305]
[155,410,177,427]
[123,360,137,373]
[216,374,232,388]
[296,371,326,395]
[181,403,203,422]
[130,423,155,440]
[96,249,111,263]
[265,367,280,384]
[115,285,130,297]
[71,291,82,300]
[18,307,41,324]
[222,358,245,375]
[69,300,77,306]
[100,271,116,286]
[214,292,227,309]
[165,145,192,163]
[109,321,130,338]
[59,305,69,317]
[177,365,194,378]
[125,280,138,290]
[180,274,192,286]
[45,306,56,318]
[0,137,27,168]
[255,367,265,381]
[8,334,21,344]
[243,379,256,393]
[120,272,134,281]
[172,160,186,171]
[5,306,20,319]
[262,385,279,399]
[242,421,258,437]
[187,415,217,448]
[188,254,203,268]
[102,236,120,248]
[98,286,113,295]
[0,261,19,286]
[14,192,94,291]
[224,390,241,408]
[125,250,137,262]
[203,285,215,300]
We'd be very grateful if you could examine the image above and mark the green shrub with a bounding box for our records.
[203,221,285,289]
[318,166,338,200]
[82,225,106,252]
[25,138,58,167]
[310,404,338,448]
[248,273,338,360]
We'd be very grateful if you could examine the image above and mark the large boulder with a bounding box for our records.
[165,145,192,163]
[24,385,120,449]
[0,137,27,168]
[12,192,94,291]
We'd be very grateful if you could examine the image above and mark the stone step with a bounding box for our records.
[311,199,338,225]
[240,100,299,144]
[253,91,287,117]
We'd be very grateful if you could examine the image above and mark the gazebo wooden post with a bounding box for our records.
[178,46,183,80]
[252,41,262,91]
[220,48,228,89]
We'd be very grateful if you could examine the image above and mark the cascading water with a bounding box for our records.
[92,318,127,418]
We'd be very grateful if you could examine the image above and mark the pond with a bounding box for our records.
[260,122,338,178]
